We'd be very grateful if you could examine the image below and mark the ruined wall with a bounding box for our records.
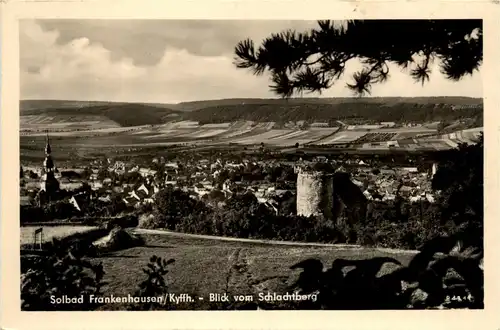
[296,171,334,219]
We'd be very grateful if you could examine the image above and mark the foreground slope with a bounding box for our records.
[96,231,417,310]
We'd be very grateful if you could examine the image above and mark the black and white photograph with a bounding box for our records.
[17,18,485,312]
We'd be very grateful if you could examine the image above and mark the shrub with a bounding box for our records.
[102,214,139,230]
[127,256,175,311]
[138,213,157,228]
[94,227,144,253]
[21,240,106,311]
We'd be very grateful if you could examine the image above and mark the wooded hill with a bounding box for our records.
[21,97,483,127]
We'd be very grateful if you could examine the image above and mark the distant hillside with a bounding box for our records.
[21,100,121,112]
[183,102,483,125]
[170,97,483,112]
[21,97,483,127]
[21,102,180,127]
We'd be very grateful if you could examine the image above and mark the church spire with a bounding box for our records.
[43,130,54,172]
[39,130,60,203]
[45,130,51,155]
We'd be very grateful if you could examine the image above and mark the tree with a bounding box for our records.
[154,186,208,229]
[226,191,259,211]
[234,20,482,97]
[432,134,483,226]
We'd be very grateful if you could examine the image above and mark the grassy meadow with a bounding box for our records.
[94,231,417,310]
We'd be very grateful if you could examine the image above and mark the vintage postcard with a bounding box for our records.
[1,0,500,329]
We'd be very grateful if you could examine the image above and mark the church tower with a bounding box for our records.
[39,132,60,203]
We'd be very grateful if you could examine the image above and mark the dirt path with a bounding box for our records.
[132,228,420,255]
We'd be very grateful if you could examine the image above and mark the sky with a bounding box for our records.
[20,19,483,104]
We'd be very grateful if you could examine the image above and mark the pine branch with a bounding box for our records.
[234,19,482,98]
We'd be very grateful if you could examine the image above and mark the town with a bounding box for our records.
[20,132,441,224]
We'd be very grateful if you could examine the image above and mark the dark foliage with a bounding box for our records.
[432,134,483,226]
[20,201,80,223]
[127,255,175,311]
[289,230,483,310]
[153,185,210,229]
[20,195,129,224]
[187,102,483,125]
[84,196,128,218]
[60,170,82,180]
[21,239,106,311]
[234,20,482,98]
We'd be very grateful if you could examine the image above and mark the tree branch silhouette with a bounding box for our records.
[234,20,482,98]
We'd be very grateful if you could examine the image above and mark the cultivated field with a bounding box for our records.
[20,115,483,162]
[20,115,120,131]
[94,230,417,310]
[315,131,367,144]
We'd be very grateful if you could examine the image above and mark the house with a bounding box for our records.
[381,122,396,128]
[69,192,90,212]
[399,186,413,197]
[139,184,158,199]
[310,122,329,128]
[382,192,396,201]
[222,179,235,192]
[139,168,157,177]
[112,186,125,194]
[165,162,179,169]
[352,179,363,187]
[128,183,157,204]
[194,186,210,197]
[137,183,159,197]
[380,169,396,175]
[274,189,289,197]
[129,190,141,202]
[401,167,419,173]
[363,190,373,200]
[264,200,279,215]
[409,195,422,203]
[90,181,103,190]
[123,196,139,208]
[98,195,112,203]
[426,193,436,203]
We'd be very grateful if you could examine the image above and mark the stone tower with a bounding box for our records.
[295,167,368,225]
[296,169,335,219]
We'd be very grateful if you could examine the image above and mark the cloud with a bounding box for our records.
[34,19,319,66]
[20,19,482,103]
